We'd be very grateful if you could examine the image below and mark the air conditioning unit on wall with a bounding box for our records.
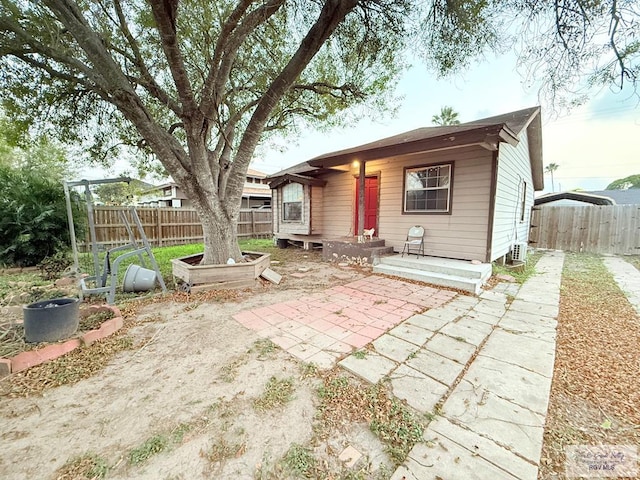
[511,242,528,262]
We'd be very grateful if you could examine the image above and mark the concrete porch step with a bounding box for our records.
[372,263,485,294]
[365,246,395,258]
[378,255,492,280]
[322,237,392,263]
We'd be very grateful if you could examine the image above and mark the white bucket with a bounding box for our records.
[123,264,157,292]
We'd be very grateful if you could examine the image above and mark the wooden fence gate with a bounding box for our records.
[529,205,640,255]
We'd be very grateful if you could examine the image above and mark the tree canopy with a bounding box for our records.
[606,174,640,190]
[0,0,638,264]
[545,162,560,192]
[0,112,71,179]
[93,180,147,205]
[432,106,460,126]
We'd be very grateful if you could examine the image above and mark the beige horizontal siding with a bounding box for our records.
[371,146,493,261]
[311,186,323,233]
[274,145,496,261]
[319,171,356,237]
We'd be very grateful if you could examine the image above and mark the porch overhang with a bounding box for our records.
[307,124,518,169]
[268,173,327,189]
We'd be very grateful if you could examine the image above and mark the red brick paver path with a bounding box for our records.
[233,276,456,368]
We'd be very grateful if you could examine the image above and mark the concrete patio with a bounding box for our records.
[233,251,565,479]
[233,275,457,368]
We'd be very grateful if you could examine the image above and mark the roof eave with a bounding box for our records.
[308,125,509,168]
[269,173,327,189]
[526,111,544,191]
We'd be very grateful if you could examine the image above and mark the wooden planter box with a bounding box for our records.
[171,251,271,293]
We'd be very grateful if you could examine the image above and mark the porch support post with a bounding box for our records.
[358,160,365,240]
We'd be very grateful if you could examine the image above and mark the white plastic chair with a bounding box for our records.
[401,225,425,258]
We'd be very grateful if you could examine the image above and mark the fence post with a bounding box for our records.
[155,208,163,247]
[251,210,256,238]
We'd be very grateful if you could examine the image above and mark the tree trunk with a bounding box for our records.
[194,198,243,265]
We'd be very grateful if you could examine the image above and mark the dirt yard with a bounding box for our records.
[2,249,639,480]
[0,249,409,479]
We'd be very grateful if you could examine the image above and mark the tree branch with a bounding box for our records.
[112,0,182,116]
[0,16,105,88]
[147,0,197,115]
[201,0,285,117]
[292,81,366,101]
[201,0,255,110]
[229,0,360,197]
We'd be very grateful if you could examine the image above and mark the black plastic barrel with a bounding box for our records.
[23,298,80,343]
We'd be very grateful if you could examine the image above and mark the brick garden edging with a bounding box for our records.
[0,304,123,378]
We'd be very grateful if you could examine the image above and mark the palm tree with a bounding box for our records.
[545,163,560,192]
[432,106,461,126]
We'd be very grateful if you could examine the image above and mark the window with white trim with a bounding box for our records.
[282,183,303,221]
[403,164,452,213]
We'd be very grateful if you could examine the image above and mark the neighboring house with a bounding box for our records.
[241,168,272,208]
[535,189,640,207]
[138,168,272,208]
[268,106,543,263]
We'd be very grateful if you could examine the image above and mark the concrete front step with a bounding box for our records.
[366,246,395,258]
[373,263,485,294]
[378,255,492,280]
[323,238,393,263]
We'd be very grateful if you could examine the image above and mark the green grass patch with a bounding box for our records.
[318,373,424,466]
[54,452,109,479]
[128,434,170,465]
[369,399,424,465]
[240,238,274,251]
[250,338,278,359]
[492,250,543,284]
[253,376,296,411]
[78,238,274,292]
[281,443,319,478]
[353,349,367,359]
[299,362,319,378]
[0,272,48,298]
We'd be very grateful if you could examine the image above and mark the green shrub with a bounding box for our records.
[0,164,83,267]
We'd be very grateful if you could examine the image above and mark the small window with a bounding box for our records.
[282,183,303,221]
[520,181,527,222]
[403,164,452,213]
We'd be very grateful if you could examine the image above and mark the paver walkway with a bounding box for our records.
[602,256,640,315]
[338,251,564,480]
[233,252,565,479]
[233,275,456,368]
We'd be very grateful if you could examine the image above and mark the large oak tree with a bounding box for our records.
[0,0,637,264]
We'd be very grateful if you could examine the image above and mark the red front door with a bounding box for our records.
[354,176,378,235]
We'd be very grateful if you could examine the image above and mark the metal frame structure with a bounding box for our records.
[63,178,167,304]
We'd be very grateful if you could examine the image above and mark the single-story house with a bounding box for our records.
[268,106,543,264]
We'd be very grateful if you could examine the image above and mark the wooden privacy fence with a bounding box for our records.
[80,206,272,250]
[529,205,640,255]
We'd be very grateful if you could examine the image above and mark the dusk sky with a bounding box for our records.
[249,52,640,195]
